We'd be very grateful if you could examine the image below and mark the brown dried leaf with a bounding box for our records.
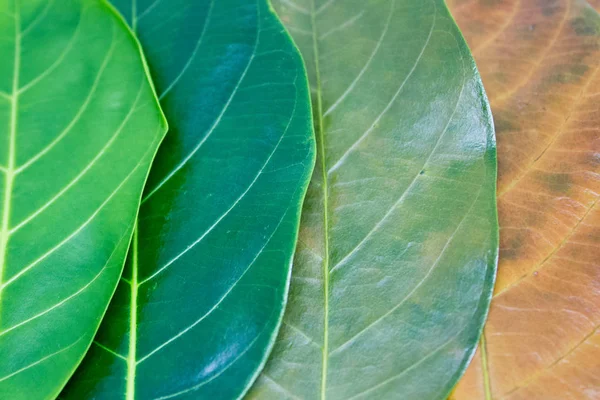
[446,0,600,398]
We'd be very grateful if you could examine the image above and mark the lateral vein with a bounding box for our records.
[94,341,127,361]
[9,72,140,235]
[16,23,117,174]
[0,336,84,383]
[140,34,257,203]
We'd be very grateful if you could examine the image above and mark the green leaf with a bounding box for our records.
[248,0,498,399]
[0,1,166,399]
[61,0,315,399]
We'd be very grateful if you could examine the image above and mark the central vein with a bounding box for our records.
[309,2,330,399]
[480,333,492,400]
[126,226,139,400]
[126,12,139,400]
[0,6,21,329]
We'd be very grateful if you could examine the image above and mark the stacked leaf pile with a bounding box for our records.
[0,0,596,399]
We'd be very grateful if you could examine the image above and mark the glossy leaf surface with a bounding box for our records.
[446,0,600,398]
[0,1,166,399]
[61,0,315,399]
[248,0,498,399]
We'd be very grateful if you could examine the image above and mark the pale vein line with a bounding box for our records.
[503,323,600,397]
[9,80,144,234]
[153,326,264,400]
[158,0,214,100]
[136,98,297,364]
[137,199,287,365]
[138,5,182,36]
[1,132,158,290]
[15,24,117,174]
[494,196,600,298]
[327,2,435,174]
[281,0,310,15]
[131,0,137,32]
[262,374,303,400]
[126,227,138,400]
[347,327,466,399]
[0,166,7,174]
[493,0,571,104]
[94,341,127,361]
[21,0,55,37]
[286,25,312,36]
[322,2,393,117]
[0,91,10,100]
[139,63,282,286]
[0,336,84,383]
[318,11,365,41]
[137,0,161,21]
[283,320,321,347]
[139,136,277,282]
[498,62,600,198]
[471,0,519,55]
[0,227,129,336]
[329,187,481,356]
[315,0,336,15]
[141,22,259,204]
[18,4,85,94]
[330,51,462,276]
[0,2,20,327]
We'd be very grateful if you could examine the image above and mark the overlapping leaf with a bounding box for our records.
[446,0,600,398]
[61,0,315,398]
[248,0,498,399]
[0,1,166,398]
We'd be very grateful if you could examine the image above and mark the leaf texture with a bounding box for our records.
[61,0,315,399]
[247,0,498,399]
[0,0,166,399]
[446,0,600,399]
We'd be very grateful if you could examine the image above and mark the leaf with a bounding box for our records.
[445,0,600,399]
[247,0,498,399]
[60,0,315,399]
[0,1,166,399]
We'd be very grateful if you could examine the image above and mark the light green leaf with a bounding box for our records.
[61,0,315,399]
[248,0,498,399]
[0,0,166,399]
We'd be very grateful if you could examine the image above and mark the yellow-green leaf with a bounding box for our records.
[0,1,166,398]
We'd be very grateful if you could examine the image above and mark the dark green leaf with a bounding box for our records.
[249,0,498,399]
[0,1,166,399]
[62,0,315,399]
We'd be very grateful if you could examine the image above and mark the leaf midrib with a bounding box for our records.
[126,7,139,398]
[0,4,20,329]
[126,227,139,400]
[308,1,330,399]
[480,334,492,400]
